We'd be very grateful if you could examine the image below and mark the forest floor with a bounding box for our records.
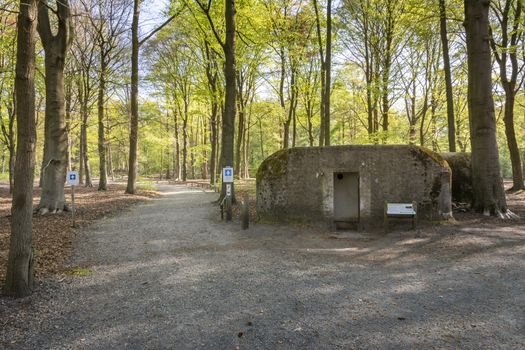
[0,183,159,286]
[0,183,524,349]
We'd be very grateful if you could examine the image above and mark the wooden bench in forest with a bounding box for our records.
[384,202,417,232]
[186,180,214,191]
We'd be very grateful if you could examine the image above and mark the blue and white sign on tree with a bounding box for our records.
[223,167,234,183]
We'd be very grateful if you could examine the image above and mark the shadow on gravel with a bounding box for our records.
[1,185,524,349]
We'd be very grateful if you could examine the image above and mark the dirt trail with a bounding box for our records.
[1,184,524,349]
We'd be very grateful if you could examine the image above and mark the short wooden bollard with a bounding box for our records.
[71,185,76,228]
[225,196,232,222]
[241,194,249,230]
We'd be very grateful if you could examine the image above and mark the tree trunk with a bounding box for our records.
[37,0,71,213]
[313,0,326,146]
[504,91,524,190]
[220,0,237,200]
[210,103,218,184]
[324,0,332,146]
[204,40,219,185]
[182,114,188,181]
[464,0,507,215]
[173,109,181,180]
[190,122,195,179]
[126,0,140,194]
[65,81,72,172]
[440,0,456,152]
[81,107,93,187]
[4,0,38,298]
[4,103,16,195]
[8,142,15,194]
[243,122,250,178]
[201,118,208,179]
[97,60,107,191]
[283,65,296,149]
[78,107,84,185]
[490,0,524,190]
[235,100,244,172]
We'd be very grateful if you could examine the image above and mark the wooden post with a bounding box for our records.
[225,183,232,222]
[241,193,249,230]
[384,201,388,233]
[71,185,76,228]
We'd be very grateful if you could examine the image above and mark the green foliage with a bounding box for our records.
[0,0,523,188]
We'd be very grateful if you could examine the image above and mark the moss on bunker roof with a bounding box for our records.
[256,149,289,182]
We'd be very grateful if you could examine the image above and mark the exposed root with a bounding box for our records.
[504,209,520,220]
[495,209,520,220]
[36,205,68,216]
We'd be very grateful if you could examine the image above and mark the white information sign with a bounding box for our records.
[226,183,232,197]
[223,167,234,183]
[387,203,416,216]
[66,171,80,186]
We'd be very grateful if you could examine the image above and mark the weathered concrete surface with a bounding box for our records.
[257,145,452,228]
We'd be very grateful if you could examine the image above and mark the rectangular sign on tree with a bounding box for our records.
[223,167,234,183]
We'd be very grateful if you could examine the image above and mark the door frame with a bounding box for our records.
[333,171,360,223]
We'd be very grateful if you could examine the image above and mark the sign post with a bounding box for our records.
[223,167,234,222]
[67,171,79,228]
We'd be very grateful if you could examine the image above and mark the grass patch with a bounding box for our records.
[137,181,157,191]
[66,267,93,277]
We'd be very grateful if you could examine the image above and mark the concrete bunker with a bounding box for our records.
[256,145,452,229]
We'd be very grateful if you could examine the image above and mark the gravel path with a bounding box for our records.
[1,184,524,349]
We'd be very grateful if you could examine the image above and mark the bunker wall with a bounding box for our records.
[257,145,451,227]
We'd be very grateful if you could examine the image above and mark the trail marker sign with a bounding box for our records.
[67,171,79,186]
[223,167,234,183]
[66,170,79,228]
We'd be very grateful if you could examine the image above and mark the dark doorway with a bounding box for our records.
[334,172,360,226]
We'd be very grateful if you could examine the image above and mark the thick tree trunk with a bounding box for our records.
[38,62,68,212]
[37,0,71,214]
[3,0,38,298]
[126,0,140,194]
[464,0,508,216]
[220,0,237,200]
[440,0,456,152]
